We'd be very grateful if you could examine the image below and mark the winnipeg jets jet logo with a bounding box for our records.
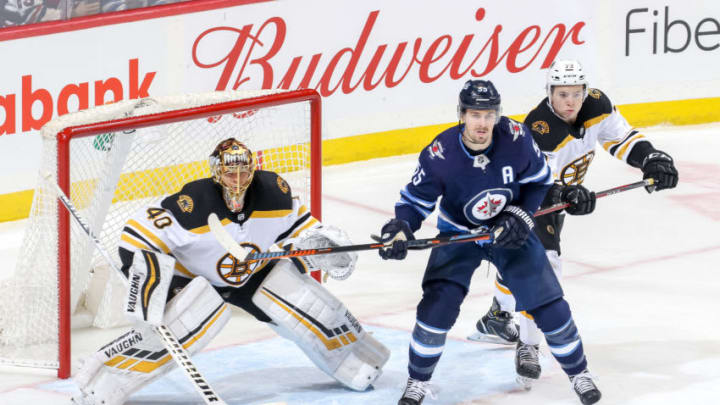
[463,188,513,224]
[428,140,445,160]
[508,120,525,141]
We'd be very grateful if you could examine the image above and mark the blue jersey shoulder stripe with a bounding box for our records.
[518,163,552,184]
[400,186,437,208]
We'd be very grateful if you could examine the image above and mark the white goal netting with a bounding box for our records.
[0,89,319,373]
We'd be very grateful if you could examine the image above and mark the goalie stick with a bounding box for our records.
[46,174,227,405]
[534,178,654,217]
[207,213,494,265]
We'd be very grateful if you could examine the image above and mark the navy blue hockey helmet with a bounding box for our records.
[457,79,502,121]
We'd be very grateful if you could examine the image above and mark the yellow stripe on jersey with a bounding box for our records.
[128,304,229,373]
[290,217,319,239]
[494,279,512,295]
[260,289,343,351]
[583,113,610,129]
[122,233,196,278]
[121,233,153,251]
[616,133,646,160]
[520,311,534,320]
[552,135,576,153]
[298,204,309,216]
[250,209,293,218]
[127,219,171,254]
[188,217,232,234]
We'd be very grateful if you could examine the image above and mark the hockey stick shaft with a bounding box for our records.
[47,176,227,405]
[207,213,492,264]
[533,178,654,217]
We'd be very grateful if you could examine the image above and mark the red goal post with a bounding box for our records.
[0,89,322,378]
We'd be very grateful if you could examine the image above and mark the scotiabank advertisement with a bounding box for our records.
[0,0,719,196]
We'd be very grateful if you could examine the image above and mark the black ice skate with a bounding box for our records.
[570,370,601,405]
[398,377,430,405]
[515,341,541,390]
[467,297,519,345]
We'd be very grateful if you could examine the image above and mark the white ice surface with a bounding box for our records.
[1,123,719,404]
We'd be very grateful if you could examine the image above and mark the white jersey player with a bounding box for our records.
[469,60,678,393]
[72,138,390,405]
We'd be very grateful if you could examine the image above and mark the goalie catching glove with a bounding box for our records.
[283,225,358,281]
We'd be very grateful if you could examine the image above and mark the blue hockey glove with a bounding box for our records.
[378,218,414,260]
[491,206,534,249]
[561,185,596,215]
[642,151,678,193]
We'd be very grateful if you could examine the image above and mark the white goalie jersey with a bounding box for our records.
[118,171,319,287]
[525,88,649,185]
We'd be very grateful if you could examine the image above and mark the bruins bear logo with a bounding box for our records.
[588,88,602,99]
[277,176,289,194]
[531,120,550,135]
[177,195,194,213]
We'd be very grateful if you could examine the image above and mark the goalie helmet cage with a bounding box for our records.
[0,89,322,379]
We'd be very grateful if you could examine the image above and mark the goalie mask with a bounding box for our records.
[209,138,256,212]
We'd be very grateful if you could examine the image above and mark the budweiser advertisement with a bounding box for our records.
[0,0,718,197]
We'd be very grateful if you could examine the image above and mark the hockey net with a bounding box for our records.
[0,89,321,378]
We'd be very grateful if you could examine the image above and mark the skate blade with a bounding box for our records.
[467,331,516,345]
[516,375,536,391]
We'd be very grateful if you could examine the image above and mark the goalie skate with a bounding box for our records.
[467,297,519,345]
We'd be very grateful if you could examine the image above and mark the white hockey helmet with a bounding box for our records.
[546,59,588,100]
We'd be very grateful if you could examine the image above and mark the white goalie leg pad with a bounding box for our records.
[253,260,389,391]
[125,249,176,326]
[73,277,230,405]
[287,225,358,281]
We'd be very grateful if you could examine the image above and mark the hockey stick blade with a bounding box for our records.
[534,178,654,217]
[208,213,492,264]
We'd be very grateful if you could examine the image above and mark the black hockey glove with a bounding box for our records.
[377,218,415,260]
[642,151,678,193]
[491,205,534,249]
[541,183,595,215]
[561,184,596,215]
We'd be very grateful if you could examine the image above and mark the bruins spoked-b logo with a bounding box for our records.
[216,242,262,286]
[561,151,595,185]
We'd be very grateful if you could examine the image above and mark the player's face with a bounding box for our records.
[221,167,252,193]
[550,85,584,123]
[462,109,497,150]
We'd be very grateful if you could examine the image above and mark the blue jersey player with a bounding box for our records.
[378,80,601,405]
